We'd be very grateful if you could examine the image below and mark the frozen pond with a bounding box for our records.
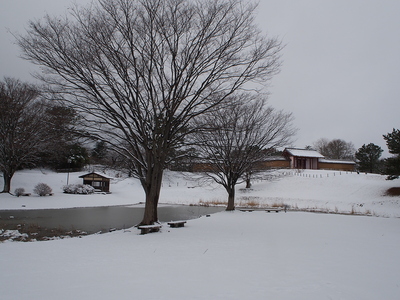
[0,205,224,233]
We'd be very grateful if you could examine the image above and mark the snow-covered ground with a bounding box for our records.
[1,168,400,299]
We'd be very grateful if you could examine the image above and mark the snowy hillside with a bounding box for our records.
[1,168,399,217]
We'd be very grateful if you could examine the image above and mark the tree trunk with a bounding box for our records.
[140,166,164,225]
[1,171,12,193]
[245,178,251,189]
[245,172,251,188]
[226,186,235,211]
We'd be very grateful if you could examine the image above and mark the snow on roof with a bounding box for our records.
[319,158,356,165]
[284,148,324,158]
[79,172,111,179]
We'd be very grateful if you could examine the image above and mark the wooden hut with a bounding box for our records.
[283,148,324,169]
[282,148,356,171]
[79,172,111,192]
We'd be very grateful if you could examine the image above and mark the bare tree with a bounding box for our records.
[313,138,355,160]
[313,138,330,157]
[0,78,51,193]
[192,95,295,211]
[17,0,282,224]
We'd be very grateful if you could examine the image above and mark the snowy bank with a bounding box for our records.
[1,169,400,299]
[1,211,400,299]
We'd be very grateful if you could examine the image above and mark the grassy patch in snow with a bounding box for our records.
[197,199,227,206]
[385,187,400,196]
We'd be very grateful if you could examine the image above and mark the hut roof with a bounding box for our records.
[79,172,111,179]
[284,148,325,158]
[319,158,356,165]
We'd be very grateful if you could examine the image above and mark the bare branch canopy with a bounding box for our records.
[17,0,283,224]
[192,94,296,210]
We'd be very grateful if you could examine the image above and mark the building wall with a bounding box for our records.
[191,163,214,172]
[290,157,319,169]
[318,162,355,171]
[257,160,290,169]
[305,158,319,169]
[190,158,354,172]
[191,160,290,172]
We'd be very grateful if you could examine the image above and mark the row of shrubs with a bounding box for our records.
[15,183,53,197]
[14,183,95,197]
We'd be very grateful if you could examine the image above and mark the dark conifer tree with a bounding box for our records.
[355,143,383,173]
[383,129,400,180]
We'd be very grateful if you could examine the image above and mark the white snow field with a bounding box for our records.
[1,168,400,299]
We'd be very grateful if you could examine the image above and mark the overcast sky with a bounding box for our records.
[1,0,399,156]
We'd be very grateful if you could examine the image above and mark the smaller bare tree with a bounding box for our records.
[243,147,276,188]
[0,78,53,193]
[192,94,296,210]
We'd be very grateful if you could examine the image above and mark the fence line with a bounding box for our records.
[290,170,357,178]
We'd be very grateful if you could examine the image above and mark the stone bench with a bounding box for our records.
[138,224,162,234]
[167,221,187,228]
[239,209,254,212]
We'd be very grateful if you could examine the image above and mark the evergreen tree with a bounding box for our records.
[91,141,108,164]
[355,143,383,173]
[38,105,83,170]
[383,129,400,180]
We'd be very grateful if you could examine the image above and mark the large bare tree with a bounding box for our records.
[192,95,295,210]
[313,138,355,160]
[0,78,51,193]
[17,0,282,224]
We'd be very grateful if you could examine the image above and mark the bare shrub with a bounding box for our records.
[14,188,25,197]
[34,183,52,196]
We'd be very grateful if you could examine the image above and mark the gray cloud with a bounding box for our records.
[1,0,399,155]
